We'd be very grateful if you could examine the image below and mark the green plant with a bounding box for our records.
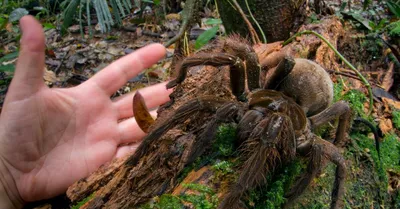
[246,161,303,208]
[0,51,19,73]
[194,18,223,50]
[387,20,400,36]
[71,194,94,209]
[180,183,218,209]
[387,0,400,17]
[393,110,400,130]
[62,0,132,35]
[141,194,183,209]
[342,89,368,118]
[212,123,237,156]
[141,184,218,209]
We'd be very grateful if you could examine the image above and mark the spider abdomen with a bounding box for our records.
[277,58,334,116]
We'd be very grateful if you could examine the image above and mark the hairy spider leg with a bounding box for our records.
[146,102,243,199]
[125,97,228,167]
[308,101,352,147]
[285,101,350,209]
[263,56,295,89]
[218,112,296,209]
[222,37,261,91]
[286,136,346,209]
[166,53,246,98]
[184,102,242,165]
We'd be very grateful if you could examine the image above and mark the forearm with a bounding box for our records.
[0,159,24,209]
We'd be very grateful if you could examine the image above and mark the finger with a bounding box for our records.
[113,82,172,119]
[114,143,140,159]
[7,16,45,101]
[86,44,166,96]
[118,110,157,145]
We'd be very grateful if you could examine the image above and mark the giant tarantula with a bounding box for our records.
[129,37,351,209]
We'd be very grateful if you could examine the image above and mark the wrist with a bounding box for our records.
[0,158,24,209]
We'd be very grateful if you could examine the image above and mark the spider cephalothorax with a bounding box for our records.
[130,36,351,209]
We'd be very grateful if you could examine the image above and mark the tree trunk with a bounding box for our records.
[218,0,306,42]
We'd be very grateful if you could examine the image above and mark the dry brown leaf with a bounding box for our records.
[382,63,394,91]
[5,23,12,32]
[43,68,58,83]
[379,118,393,134]
[382,97,400,110]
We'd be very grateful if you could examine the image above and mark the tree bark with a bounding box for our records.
[218,0,306,42]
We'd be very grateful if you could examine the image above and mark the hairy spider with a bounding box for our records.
[130,37,351,209]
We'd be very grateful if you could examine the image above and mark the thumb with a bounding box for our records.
[7,15,46,101]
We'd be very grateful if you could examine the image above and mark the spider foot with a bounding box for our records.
[285,136,346,209]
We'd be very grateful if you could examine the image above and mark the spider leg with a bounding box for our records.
[166,53,246,98]
[157,102,242,196]
[263,56,295,89]
[284,139,324,208]
[125,97,228,167]
[133,91,155,133]
[285,136,346,209]
[223,37,261,91]
[308,101,351,147]
[236,109,264,146]
[185,102,242,164]
[218,113,296,209]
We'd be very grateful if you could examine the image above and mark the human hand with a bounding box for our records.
[0,16,171,208]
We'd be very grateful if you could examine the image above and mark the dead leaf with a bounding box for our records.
[382,63,394,91]
[382,97,400,110]
[5,23,12,32]
[379,118,393,135]
[43,68,58,83]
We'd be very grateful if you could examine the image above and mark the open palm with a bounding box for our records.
[0,16,171,205]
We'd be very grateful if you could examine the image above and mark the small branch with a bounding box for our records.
[230,0,261,44]
[283,30,374,116]
[244,0,266,43]
[326,69,380,87]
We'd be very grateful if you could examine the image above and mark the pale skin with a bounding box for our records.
[0,16,172,208]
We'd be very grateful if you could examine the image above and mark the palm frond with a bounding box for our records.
[62,0,133,34]
[61,0,80,34]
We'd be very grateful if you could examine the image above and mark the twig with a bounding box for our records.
[327,69,381,87]
[283,30,374,116]
[230,0,261,44]
[244,0,266,43]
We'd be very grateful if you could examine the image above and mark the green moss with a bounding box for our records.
[334,82,371,119]
[177,123,238,184]
[333,82,344,102]
[392,110,400,130]
[142,123,234,209]
[379,133,400,172]
[140,194,183,209]
[342,89,368,118]
[211,160,236,182]
[246,160,304,208]
[212,123,237,156]
[180,183,218,209]
[140,184,218,209]
[395,190,400,208]
[354,133,400,172]
[350,132,400,206]
[70,194,94,209]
